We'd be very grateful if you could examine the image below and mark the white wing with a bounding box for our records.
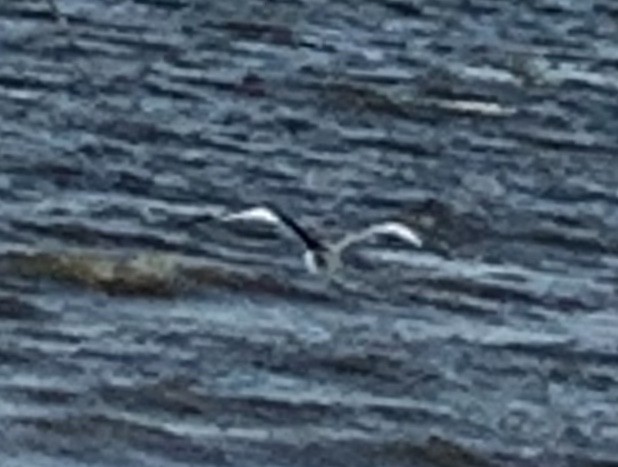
[220,206,283,226]
[333,221,423,254]
[221,205,322,252]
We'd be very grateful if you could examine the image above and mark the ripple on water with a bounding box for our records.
[1,0,618,464]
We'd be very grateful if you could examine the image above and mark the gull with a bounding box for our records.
[221,206,423,276]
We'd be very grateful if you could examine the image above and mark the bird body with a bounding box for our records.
[221,206,422,276]
[303,245,340,276]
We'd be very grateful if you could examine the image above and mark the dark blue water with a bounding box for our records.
[0,0,617,465]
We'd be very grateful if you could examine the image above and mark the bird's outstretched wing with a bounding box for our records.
[221,206,322,250]
[221,206,282,225]
[333,221,423,254]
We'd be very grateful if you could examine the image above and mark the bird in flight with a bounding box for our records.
[220,206,422,276]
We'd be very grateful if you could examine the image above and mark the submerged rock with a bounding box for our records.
[5,250,181,297]
[2,249,334,302]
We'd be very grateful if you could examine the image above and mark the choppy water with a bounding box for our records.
[1,0,617,465]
